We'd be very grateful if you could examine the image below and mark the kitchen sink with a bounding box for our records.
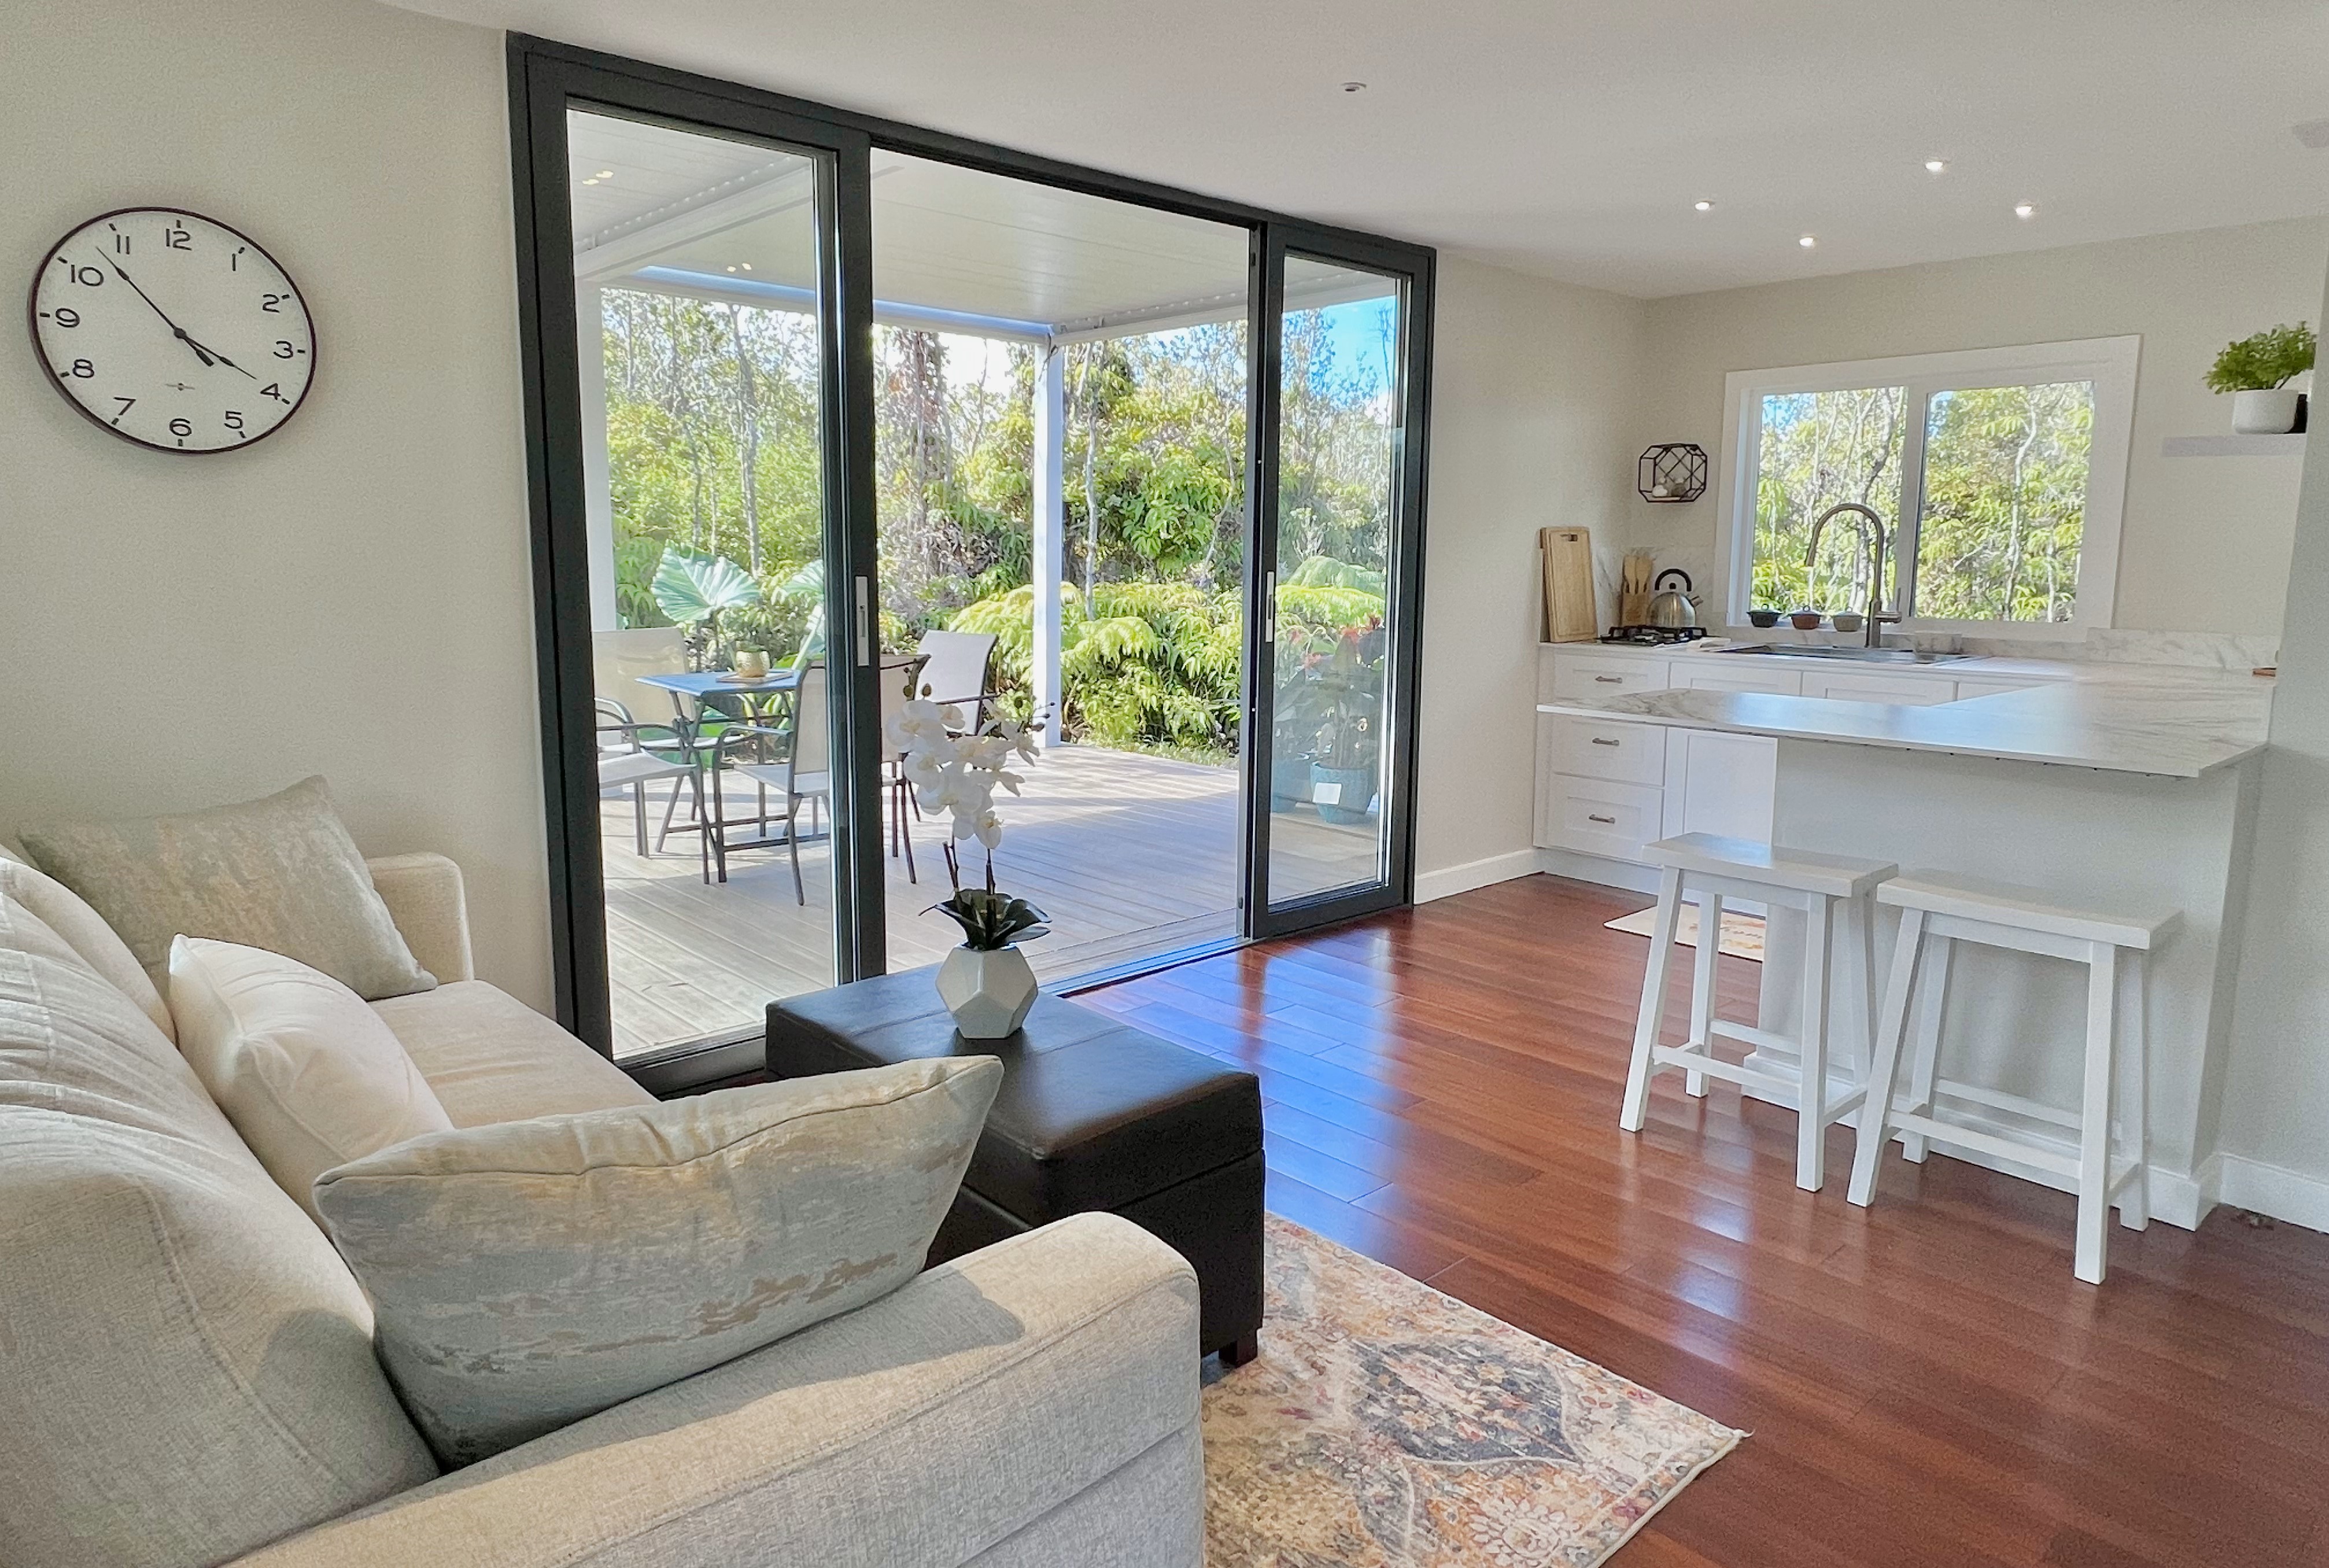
[1719,644,1972,665]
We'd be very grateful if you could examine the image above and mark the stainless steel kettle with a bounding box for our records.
[1648,569,1699,629]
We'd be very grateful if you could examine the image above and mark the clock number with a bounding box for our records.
[224,411,245,433]
[110,397,136,426]
[261,382,288,404]
[49,307,79,328]
[68,264,104,287]
[112,231,131,255]
[164,226,191,250]
[168,418,194,439]
[261,293,287,313]
[273,340,300,359]
[64,359,95,379]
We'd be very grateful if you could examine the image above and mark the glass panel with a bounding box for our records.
[1268,256,1401,907]
[1913,381,2095,623]
[1749,387,1907,617]
[568,106,840,1060]
[867,153,1252,979]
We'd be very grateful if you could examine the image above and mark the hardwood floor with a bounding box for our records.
[1080,873,2329,1568]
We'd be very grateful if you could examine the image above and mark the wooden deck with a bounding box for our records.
[600,743,1375,1060]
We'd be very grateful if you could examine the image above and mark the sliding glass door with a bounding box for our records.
[511,39,1430,1067]
[1246,231,1431,936]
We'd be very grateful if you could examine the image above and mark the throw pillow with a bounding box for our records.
[0,857,177,1042]
[315,1056,1002,1464]
[19,776,435,1000]
[169,937,453,1226]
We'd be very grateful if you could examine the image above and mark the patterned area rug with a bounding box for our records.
[1203,1217,1741,1567]
[1604,904,1765,961]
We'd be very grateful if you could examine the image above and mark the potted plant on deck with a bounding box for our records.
[2206,322,2314,434]
[888,699,1050,1038]
[1307,616,1387,827]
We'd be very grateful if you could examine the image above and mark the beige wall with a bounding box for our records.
[1412,258,1648,888]
[2221,253,2329,1222]
[0,0,552,1010]
[1623,219,2328,639]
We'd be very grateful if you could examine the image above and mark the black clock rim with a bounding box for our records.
[25,204,318,457]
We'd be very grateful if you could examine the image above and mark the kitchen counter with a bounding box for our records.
[1538,645,2272,779]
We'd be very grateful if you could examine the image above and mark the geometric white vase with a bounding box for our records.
[935,944,1039,1039]
[2231,388,2302,435]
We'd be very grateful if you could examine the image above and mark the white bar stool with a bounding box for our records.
[1620,832,1897,1191]
[1845,872,2179,1285]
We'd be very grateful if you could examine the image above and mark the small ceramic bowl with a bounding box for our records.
[1788,610,1824,630]
[1747,609,1781,628]
[1831,613,1865,633]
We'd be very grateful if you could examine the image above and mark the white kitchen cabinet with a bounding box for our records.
[1549,714,1667,786]
[1951,677,2043,700]
[1799,670,1957,705]
[1673,662,1805,695]
[1544,775,1664,861]
[1661,728,1778,843]
[1550,652,1671,700]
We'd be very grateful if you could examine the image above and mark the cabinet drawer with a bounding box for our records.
[1801,671,1956,706]
[1674,662,1804,695]
[1551,715,1667,784]
[1949,677,2040,700]
[1546,777,1663,862]
[1551,653,1671,699]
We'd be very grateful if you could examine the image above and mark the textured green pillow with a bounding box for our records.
[314,1056,1003,1464]
[20,776,434,1001]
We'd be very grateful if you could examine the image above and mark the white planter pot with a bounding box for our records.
[935,944,1039,1039]
[2231,388,2302,435]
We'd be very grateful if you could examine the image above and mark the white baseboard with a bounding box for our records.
[1536,846,1662,896]
[1413,848,1543,904]
[2200,1152,2329,1234]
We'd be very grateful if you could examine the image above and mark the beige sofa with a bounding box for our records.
[0,851,1205,1568]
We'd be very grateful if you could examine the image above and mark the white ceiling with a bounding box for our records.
[406,0,2329,297]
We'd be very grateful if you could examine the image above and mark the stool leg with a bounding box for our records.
[1796,893,1833,1192]
[1620,868,1685,1134]
[1685,890,1723,1098]
[2074,943,2120,1285]
[1899,935,1951,1164]
[1848,907,1924,1208]
[2117,950,2151,1231]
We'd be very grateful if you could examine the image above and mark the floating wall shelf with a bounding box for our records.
[2160,434,2306,458]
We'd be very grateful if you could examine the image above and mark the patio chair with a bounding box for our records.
[703,661,831,902]
[913,630,999,730]
[880,652,931,883]
[595,698,701,859]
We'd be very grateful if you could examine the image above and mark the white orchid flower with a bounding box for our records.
[885,698,945,750]
[990,768,1025,796]
[994,716,1040,762]
[969,807,1005,850]
[902,749,950,795]
[937,703,966,731]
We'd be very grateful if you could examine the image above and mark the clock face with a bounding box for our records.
[28,207,315,453]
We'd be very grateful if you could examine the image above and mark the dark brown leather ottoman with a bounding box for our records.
[766,967,1264,1365]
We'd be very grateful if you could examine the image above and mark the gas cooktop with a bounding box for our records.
[1597,625,1709,647]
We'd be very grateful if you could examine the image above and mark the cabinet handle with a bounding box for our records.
[1587,813,1617,825]
[1593,674,1624,684]
[1589,736,1621,747]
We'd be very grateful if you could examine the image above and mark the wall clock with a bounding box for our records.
[28,207,315,453]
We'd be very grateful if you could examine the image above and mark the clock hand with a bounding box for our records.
[184,334,259,379]
[102,256,220,368]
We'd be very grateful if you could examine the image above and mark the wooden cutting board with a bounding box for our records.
[1540,527,1597,643]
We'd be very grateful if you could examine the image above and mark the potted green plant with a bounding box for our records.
[2205,322,2314,435]
[1270,658,1328,813]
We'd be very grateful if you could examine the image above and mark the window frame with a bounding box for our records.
[1715,335,2140,637]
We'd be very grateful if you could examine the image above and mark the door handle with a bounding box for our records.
[1263,571,1276,643]
[854,576,872,667]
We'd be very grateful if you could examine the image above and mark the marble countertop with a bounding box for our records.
[1538,650,2274,778]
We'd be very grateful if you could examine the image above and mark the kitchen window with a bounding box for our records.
[1716,337,2139,632]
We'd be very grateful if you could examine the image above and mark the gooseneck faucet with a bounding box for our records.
[1804,502,1901,648]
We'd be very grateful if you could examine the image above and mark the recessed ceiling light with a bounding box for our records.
[1924,158,1948,174]
[740,263,752,271]
[2014,201,2037,219]
[725,265,738,274]
[596,170,614,179]
[1799,235,1817,248]
[1341,81,1367,93]
[581,178,599,186]
[1693,200,1714,212]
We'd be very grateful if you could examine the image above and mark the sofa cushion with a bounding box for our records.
[315,1057,1003,1464]
[0,887,438,1568]
[169,937,455,1224]
[0,857,175,1042]
[19,775,437,1000]
[371,979,655,1126]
